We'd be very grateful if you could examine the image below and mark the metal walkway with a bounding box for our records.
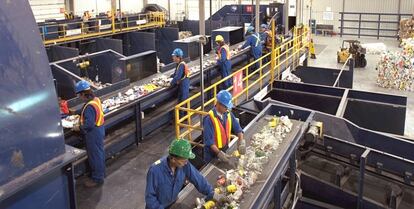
[41,12,165,46]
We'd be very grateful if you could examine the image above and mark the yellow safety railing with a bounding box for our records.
[175,24,310,142]
[40,12,165,46]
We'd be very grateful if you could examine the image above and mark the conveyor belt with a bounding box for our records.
[68,42,248,112]
[170,118,305,209]
[64,42,249,133]
[67,43,306,178]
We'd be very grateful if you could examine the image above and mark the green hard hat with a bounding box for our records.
[169,139,195,159]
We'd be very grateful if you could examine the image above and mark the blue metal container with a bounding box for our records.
[0,1,84,208]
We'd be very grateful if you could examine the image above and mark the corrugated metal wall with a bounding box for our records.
[401,0,414,14]
[342,0,412,37]
[302,0,413,36]
[29,0,65,22]
[344,0,398,13]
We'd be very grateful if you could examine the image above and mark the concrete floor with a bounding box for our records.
[76,125,174,209]
[76,35,414,209]
[310,35,414,138]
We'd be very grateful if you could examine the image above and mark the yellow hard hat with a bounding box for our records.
[215,35,224,42]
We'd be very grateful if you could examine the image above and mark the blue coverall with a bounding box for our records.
[216,46,232,89]
[145,156,214,209]
[80,102,105,183]
[241,32,263,70]
[260,31,268,46]
[260,31,270,62]
[170,62,190,103]
[202,107,243,163]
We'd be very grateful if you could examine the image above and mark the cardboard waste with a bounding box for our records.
[399,16,414,40]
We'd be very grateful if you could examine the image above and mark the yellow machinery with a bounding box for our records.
[337,40,367,67]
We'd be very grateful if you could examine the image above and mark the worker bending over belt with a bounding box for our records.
[73,80,105,187]
[203,90,246,168]
[239,26,262,71]
[215,35,232,89]
[170,48,190,103]
[145,139,225,209]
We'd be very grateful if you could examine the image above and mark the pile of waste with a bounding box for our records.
[230,49,239,57]
[82,77,111,89]
[179,31,193,40]
[61,74,175,127]
[282,72,302,83]
[399,17,414,40]
[402,38,414,55]
[361,43,387,55]
[101,83,160,112]
[191,60,216,72]
[61,115,80,128]
[194,116,293,209]
[151,74,173,87]
[376,40,414,91]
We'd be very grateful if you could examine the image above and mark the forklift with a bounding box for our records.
[337,40,367,68]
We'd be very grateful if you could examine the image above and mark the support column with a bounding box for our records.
[185,0,189,20]
[111,0,116,13]
[209,0,212,34]
[118,0,122,17]
[284,0,289,34]
[340,0,345,37]
[255,0,260,32]
[143,0,148,7]
[199,0,206,112]
[398,0,401,14]
[168,0,171,22]
[296,0,302,24]
[397,0,402,24]
[65,0,74,13]
[199,0,205,35]
[111,0,116,32]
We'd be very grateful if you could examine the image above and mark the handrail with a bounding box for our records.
[333,55,353,87]
[40,12,165,46]
[174,26,310,141]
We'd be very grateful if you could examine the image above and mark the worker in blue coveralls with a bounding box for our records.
[170,48,190,103]
[72,80,105,187]
[215,35,232,89]
[239,26,262,71]
[203,90,246,168]
[260,24,272,62]
[145,139,227,209]
[259,24,269,46]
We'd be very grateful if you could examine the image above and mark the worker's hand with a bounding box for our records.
[238,140,247,155]
[217,151,237,169]
[228,156,239,169]
[212,192,230,204]
[68,108,76,115]
[217,151,230,162]
[72,125,80,132]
